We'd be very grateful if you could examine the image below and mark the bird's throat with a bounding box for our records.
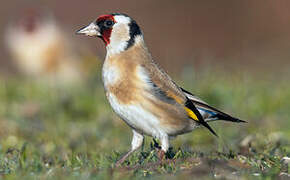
[101,28,112,46]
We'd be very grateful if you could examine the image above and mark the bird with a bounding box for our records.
[76,13,246,165]
[5,9,87,85]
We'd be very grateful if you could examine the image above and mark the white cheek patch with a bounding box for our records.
[106,15,131,56]
[107,24,129,55]
[114,15,131,24]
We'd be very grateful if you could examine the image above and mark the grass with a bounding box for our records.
[0,69,289,179]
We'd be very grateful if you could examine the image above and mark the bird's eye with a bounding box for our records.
[104,20,114,27]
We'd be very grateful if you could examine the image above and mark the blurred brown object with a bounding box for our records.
[4,9,94,85]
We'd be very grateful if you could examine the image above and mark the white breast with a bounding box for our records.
[102,58,120,90]
[106,92,167,139]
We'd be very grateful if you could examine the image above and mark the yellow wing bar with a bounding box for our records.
[184,107,199,121]
[166,91,200,122]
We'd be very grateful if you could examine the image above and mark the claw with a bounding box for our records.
[157,149,165,162]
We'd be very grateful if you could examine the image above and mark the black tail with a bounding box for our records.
[214,113,247,123]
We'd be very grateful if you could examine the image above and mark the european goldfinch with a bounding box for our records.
[77,13,246,165]
[5,10,84,85]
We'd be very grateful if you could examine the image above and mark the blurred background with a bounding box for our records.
[1,0,290,74]
[0,0,289,178]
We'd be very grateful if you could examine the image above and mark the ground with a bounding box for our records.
[0,69,289,179]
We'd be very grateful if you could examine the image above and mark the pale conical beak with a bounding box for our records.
[76,22,101,37]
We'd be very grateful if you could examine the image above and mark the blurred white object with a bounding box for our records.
[5,10,84,85]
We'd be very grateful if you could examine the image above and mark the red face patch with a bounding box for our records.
[96,14,114,22]
[96,14,116,46]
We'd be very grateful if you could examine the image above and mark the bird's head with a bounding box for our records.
[77,13,143,54]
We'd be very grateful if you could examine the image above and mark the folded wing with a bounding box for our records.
[181,87,246,123]
[142,64,219,136]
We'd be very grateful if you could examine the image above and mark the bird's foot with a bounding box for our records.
[115,150,133,167]
[152,138,166,162]
[157,149,165,161]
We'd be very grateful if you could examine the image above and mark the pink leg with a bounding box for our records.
[115,130,144,166]
[156,135,169,161]
[157,149,165,160]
